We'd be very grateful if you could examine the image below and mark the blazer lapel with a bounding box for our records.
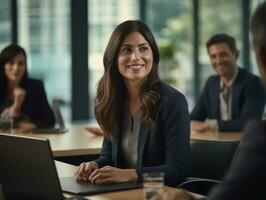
[112,127,119,166]
[231,69,242,118]
[137,121,150,167]
[112,113,124,167]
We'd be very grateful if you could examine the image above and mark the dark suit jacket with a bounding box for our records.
[94,82,191,187]
[208,120,266,200]
[191,68,266,131]
[19,78,55,128]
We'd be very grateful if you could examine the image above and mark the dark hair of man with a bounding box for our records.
[251,1,266,54]
[0,44,29,103]
[206,33,237,53]
[95,20,161,140]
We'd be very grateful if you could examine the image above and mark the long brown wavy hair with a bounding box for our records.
[95,20,161,141]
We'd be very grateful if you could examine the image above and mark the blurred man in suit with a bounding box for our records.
[153,1,266,200]
[190,33,265,132]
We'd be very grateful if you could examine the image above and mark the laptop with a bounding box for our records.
[24,104,68,133]
[0,134,142,200]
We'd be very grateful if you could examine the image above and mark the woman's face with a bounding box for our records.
[4,53,26,83]
[117,31,153,84]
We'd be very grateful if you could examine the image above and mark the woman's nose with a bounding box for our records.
[131,49,141,60]
[12,63,19,71]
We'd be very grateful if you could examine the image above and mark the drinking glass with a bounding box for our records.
[0,113,13,133]
[143,172,165,200]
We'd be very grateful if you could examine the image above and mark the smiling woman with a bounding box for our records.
[75,20,191,187]
[0,44,55,129]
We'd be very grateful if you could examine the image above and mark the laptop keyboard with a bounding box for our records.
[64,196,88,200]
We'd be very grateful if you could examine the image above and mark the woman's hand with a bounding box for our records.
[85,126,104,136]
[75,161,99,182]
[13,86,26,101]
[191,120,211,132]
[18,121,37,130]
[9,87,26,117]
[89,166,138,185]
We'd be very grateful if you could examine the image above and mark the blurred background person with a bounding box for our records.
[191,34,265,132]
[0,44,55,130]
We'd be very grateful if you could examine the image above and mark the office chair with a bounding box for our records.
[190,139,239,180]
[178,178,220,196]
[0,184,5,200]
[178,139,239,195]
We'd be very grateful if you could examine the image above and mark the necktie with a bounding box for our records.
[222,86,231,115]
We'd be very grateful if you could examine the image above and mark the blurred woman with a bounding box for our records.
[0,44,55,129]
[75,20,190,186]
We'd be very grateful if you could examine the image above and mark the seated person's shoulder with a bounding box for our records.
[27,78,43,85]
[239,68,261,83]
[244,120,266,133]
[242,120,266,146]
[22,78,46,98]
[203,75,219,88]
[208,74,219,81]
[159,82,186,101]
[158,82,188,110]
[25,78,45,90]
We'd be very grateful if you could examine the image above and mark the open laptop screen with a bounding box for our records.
[22,105,68,133]
[0,134,142,199]
[0,134,64,200]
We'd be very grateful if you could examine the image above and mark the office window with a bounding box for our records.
[17,0,71,121]
[199,0,242,90]
[146,0,194,110]
[88,0,139,116]
[0,0,11,49]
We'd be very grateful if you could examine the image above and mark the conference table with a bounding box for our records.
[190,130,243,141]
[11,124,243,158]
[12,124,103,157]
[55,161,205,200]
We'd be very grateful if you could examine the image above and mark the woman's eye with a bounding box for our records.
[140,46,148,52]
[121,47,131,53]
[18,61,25,66]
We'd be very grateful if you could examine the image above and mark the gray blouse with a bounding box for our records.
[121,108,143,168]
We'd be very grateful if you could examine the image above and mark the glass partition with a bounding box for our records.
[17,0,71,121]
[0,0,11,49]
[146,0,194,110]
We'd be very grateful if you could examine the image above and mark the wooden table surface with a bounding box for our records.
[9,124,243,158]
[12,124,103,157]
[191,130,243,141]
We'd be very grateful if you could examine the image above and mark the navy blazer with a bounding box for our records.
[191,68,266,131]
[17,78,55,128]
[94,82,191,187]
[208,120,266,200]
